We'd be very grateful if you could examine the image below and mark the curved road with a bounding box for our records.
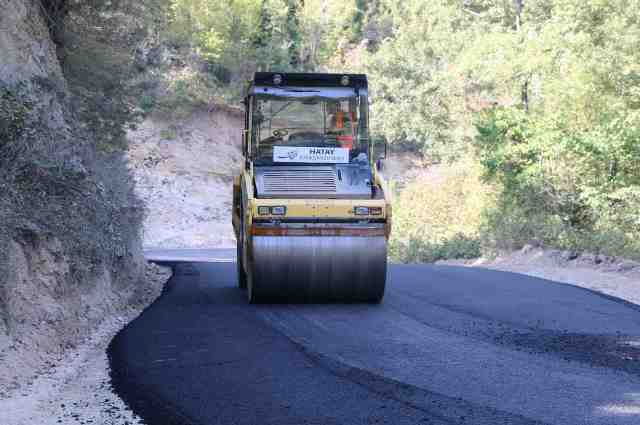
[109,251,640,425]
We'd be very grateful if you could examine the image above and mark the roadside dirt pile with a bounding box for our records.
[127,107,243,248]
[0,0,144,398]
[439,246,640,305]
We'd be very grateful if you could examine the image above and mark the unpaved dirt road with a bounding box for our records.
[109,251,640,425]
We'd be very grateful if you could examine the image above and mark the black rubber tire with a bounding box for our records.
[247,257,258,304]
[236,241,247,289]
[236,216,247,289]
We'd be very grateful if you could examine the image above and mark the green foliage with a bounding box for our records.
[390,157,495,263]
[475,106,640,259]
[464,0,640,259]
[393,234,482,264]
[139,94,156,114]
[164,0,367,95]
[154,67,220,117]
[168,0,266,74]
[159,127,178,140]
[95,0,639,261]
[59,0,167,151]
[381,0,640,261]
[362,1,471,157]
[0,86,31,144]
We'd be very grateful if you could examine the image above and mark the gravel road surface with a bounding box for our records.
[110,251,640,425]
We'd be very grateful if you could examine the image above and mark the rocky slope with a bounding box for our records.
[0,0,145,397]
[0,263,171,425]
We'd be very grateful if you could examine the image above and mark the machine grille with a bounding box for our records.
[258,166,337,197]
[263,167,337,192]
[255,165,372,199]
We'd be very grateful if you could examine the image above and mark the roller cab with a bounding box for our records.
[232,72,391,303]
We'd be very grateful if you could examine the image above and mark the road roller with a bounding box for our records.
[232,72,391,303]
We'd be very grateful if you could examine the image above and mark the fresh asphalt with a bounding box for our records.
[108,250,640,425]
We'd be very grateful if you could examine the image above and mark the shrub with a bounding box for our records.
[474,107,640,260]
[392,233,481,264]
[150,63,232,119]
[139,94,156,114]
[0,85,31,144]
[390,156,495,263]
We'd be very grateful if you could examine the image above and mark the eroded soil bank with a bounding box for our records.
[0,263,171,425]
[127,108,243,249]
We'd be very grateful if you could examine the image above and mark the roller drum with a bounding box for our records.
[248,236,387,303]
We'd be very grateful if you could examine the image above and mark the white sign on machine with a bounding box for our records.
[273,146,349,164]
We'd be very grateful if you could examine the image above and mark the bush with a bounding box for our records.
[0,85,31,144]
[390,156,495,263]
[0,81,144,268]
[392,233,481,264]
[474,107,640,260]
[154,67,219,118]
[2,0,147,297]
[139,94,156,114]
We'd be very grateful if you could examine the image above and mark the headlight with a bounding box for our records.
[258,206,286,215]
[270,206,286,215]
[354,206,383,216]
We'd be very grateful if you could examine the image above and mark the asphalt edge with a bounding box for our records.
[107,262,206,425]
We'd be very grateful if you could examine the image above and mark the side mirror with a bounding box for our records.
[242,130,248,154]
[372,136,387,160]
[253,111,264,125]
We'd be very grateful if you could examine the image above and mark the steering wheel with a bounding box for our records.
[273,129,289,138]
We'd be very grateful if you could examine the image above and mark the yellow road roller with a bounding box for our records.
[232,72,391,303]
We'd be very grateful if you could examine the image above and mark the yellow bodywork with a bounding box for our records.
[233,72,390,302]
[251,198,387,219]
[232,167,392,240]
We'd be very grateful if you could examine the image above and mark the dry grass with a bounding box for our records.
[390,156,496,263]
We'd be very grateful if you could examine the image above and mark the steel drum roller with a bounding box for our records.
[248,235,387,303]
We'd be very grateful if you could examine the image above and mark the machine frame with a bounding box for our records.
[232,72,391,303]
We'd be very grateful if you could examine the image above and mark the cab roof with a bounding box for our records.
[252,72,368,90]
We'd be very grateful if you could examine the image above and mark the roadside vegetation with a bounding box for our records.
[1,0,155,282]
[389,158,495,263]
[368,0,640,261]
[150,0,638,262]
[32,0,637,263]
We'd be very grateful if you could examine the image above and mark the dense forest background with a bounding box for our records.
[38,0,640,261]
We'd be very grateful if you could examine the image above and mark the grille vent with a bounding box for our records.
[258,166,337,197]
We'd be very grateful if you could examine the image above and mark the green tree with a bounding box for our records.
[470,0,640,256]
[362,1,473,156]
[286,0,302,67]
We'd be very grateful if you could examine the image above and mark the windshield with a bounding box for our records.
[251,95,369,165]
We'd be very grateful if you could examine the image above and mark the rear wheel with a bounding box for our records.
[247,255,258,304]
[246,237,264,304]
[236,213,247,289]
[236,241,247,289]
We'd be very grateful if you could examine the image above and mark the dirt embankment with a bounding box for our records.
[0,263,171,425]
[0,0,145,406]
[127,107,244,249]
